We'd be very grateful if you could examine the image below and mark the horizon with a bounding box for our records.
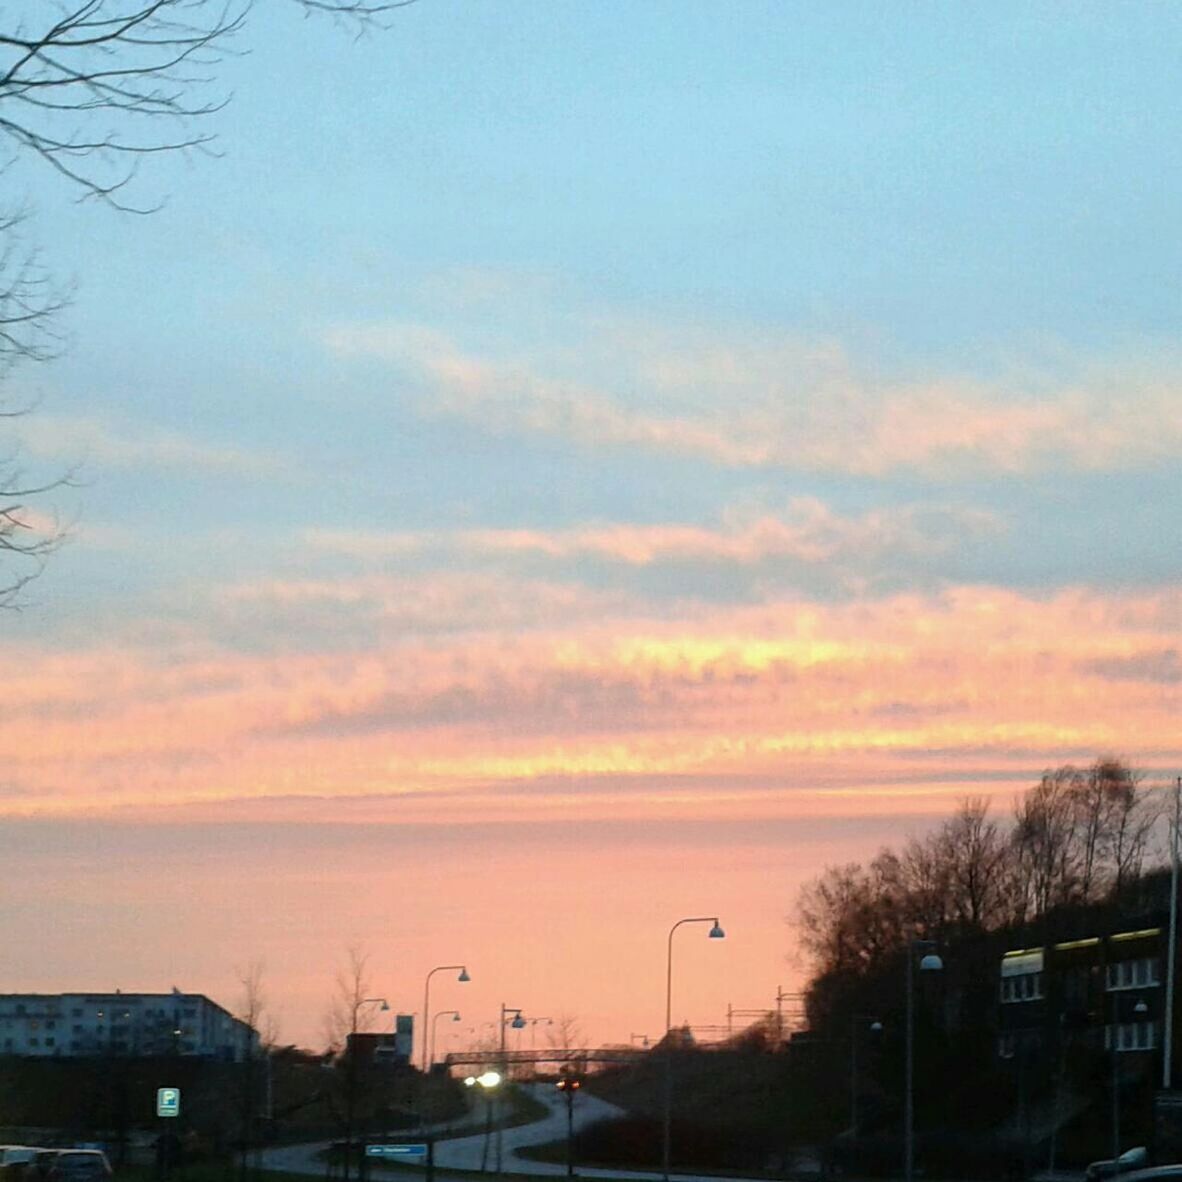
[2,2,1180,1052]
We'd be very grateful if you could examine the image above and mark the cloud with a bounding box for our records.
[305,498,1004,573]
[11,415,288,477]
[322,316,1182,478]
[4,581,1180,820]
[1081,648,1182,685]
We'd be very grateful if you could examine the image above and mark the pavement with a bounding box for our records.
[258,1082,773,1182]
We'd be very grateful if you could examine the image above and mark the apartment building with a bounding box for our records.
[0,989,257,1061]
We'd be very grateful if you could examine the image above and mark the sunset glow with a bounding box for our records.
[3,2,1179,1053]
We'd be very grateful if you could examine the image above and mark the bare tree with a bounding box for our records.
[0,204,72,606]
[935,797,1009,932]
[545,1014,586,1055]
[0,0,415,599]
[0,1,415,209]
[235,960,274,1182]
[325,947,384,1182]
[1012,768,1082,918]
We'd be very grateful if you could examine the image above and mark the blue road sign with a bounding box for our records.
[365,1145,428,1160]
[156,1087,180,1118]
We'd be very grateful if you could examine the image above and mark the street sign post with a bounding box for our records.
[156,1087,181,1118]
[365,1145,427,1160]
[364,1142,432,1182]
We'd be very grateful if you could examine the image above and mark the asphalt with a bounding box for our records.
[258,1082,777,1182]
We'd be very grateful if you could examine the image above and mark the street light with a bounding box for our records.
[663,917,726,1181]
[464,1070,501,1172]
[422,965,471,1071]
[497,1005,527,1173]
[430,1010,461,1070]
[1112,998,1150,1158]
[850,1015,883,1138]
[343,997,389,1182]
[905,942,943,1182]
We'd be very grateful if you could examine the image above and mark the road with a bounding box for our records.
[259,1082,774,1182]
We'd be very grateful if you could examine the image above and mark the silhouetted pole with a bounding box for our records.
[662,917,724,1182]
[1166,776,1181,1089]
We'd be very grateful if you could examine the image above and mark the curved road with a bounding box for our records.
[259,1082,771,1182]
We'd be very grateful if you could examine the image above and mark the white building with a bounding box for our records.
[0,989,257,1061]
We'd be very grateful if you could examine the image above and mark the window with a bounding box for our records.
[1105,1022,1157,1052]
[45,1038,54,1048]
[1108,958,1160,990]
[1001,973,1043,1003]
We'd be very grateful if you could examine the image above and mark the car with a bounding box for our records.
[1112,1168,1182,1182]
[1088,1147,1151,1182]
[45,1152,111,1182]
[0,1149,47,1177]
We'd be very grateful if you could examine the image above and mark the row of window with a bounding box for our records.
[1001,959,1161,1003]
[1107,958,1160,990]
[999,1022,1158,1058]
[1105,1022,1157,1051]
[1000,973,1045,1003]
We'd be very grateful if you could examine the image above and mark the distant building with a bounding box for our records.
[0,989,257,1061]
[998,925,1165,1061]
[346,1014,414,1067]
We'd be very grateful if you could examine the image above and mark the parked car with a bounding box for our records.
[0,1148,47,1177]
[1112,1168,1182,1182]
[45,1152,111,1182]
[1088,1147,1151,1181]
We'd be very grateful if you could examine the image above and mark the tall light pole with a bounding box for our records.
[430,1010,461,1070]
[1112,998,1150,1158]
[662,917,725,1181]
[905,942,943,1182]
[422,965,470,1072]
[850,1015,882,1138]
[1166,775,1181,1089]
[343,997,389,1182]
[497,1005,526,1174]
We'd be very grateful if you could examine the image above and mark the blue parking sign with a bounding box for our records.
[156,1087,180,1118]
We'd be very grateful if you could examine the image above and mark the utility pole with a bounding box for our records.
[1166,775,1181,1090]
[556,1072,581,1178]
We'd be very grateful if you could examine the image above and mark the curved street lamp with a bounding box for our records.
[422,964,470,1071]
[496,1006,527,1173]
[905,942,943,1182]
[429,1009,461,1069]
[850,1015,883,1138]
[662,917,725,1181]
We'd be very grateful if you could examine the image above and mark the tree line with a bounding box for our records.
[795,758,1159,1024]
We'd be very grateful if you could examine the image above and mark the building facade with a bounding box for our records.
[0,989,257,1061]
[998,926,1164,1061]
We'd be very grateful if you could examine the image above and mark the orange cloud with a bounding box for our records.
[5,581,1179,822]
[305,498,1001,569]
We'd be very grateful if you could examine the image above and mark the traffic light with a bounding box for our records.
[556,1077,581,1092]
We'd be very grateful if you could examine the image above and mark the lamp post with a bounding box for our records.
[464,1071,502,1173]
[662,917,725,1181]
[905,942,943,1182]
[422,965,470,1071]
[430,1010,461,1070]
[344,997,389,1182]
[850,1015,882,1138]
[526,1017,553,1051]
[497,1005,526,1174]
[1112,998,1150,1158]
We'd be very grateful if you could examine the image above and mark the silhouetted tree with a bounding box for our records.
[0,0,414,598]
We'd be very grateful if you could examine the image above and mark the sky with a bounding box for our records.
[1,1,1181,1053]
